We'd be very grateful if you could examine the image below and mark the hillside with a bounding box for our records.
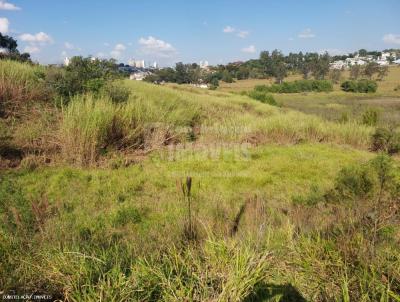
[1,61,400,301]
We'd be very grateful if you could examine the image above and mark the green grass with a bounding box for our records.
[1,143,384,300]
[1,60,400,301]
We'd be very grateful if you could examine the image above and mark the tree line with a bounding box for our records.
[145,48,396,87]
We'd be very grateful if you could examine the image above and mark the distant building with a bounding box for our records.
[128,59,146,68]
[64,57,70,66]
[330,60,346,69]
[199,60,209,69]
[129,70,151,81]
[345,57,366,66]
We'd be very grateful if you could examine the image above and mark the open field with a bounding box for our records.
[218,66,400,126]
[1,60,400,301]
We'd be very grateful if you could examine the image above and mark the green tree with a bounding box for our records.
[221,70,234,83]
[0,33,31,62]
[312,52,331,80]
[358,49,368,57]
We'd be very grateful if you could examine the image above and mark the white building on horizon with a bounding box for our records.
[63,57,70,66]
[128,59,159,69]
[199,60,209,69]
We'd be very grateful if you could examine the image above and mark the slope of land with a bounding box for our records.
[1,61,399,301]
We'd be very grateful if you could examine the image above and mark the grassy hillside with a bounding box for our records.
[1,61,400,301]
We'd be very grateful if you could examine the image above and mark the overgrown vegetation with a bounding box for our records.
[341,79,378,93]
[1,58,400,301]
[254,79,333,94]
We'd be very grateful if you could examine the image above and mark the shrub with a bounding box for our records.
[341,80,377,93]
[254,79,333,94]
[101,81,131,103]
[371,128,400,154]
[209,77,219,90]
[361,108,379,126]
[357,79,378,93]
[45,56,121,100]
[332,163,377,201]
[247,91,278,106]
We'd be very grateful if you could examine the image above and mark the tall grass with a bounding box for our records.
[60,94,117,165]
[0,60,48,116]
[60,91,202,166]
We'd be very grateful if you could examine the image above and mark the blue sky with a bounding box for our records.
[1,0,400,65]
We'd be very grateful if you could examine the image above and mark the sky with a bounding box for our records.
[1,0,400,66]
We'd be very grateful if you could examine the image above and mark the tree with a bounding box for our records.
[377,65,389,81]
[363,62,380,79]
[0,33,31,62]
[329,69,342,84]
[312,52,330,80]
[350,64,362,80]
[221,70,234,83]
[0,33,18,52]
[236,65,250,80]
[358,49,368,57]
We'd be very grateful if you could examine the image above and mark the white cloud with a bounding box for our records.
[0,47,8,53]
[24,45,40,54]
[383,33,400,45]
[103,42,110,47]
[64,42,74,49]
[138,36,176,58]
[0,1,20,10]
[19,32,53,43]
[223,26,235,33]
[298,28,315,39]
[114,43,126,51]
[0,17,9,33]
[110,50,122,58]
[110,43,127,59]
[241,45,256,54]
[237,30,249,38]
[61,50,67,57]
[223,26,250,38]
[288,37,294,41]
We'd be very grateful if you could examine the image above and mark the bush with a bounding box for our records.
[332,164,377,201]
[247,91,278,106]
[208,77,219,90]
[101,82,131,103]
[254,80,333,94]
[371,128,400,154]
[45,56,121,100]
[341,80,377,93]
[361,108,379,126]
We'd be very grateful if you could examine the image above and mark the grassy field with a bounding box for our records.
[1,60,400,301]
[219,66,400,127]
